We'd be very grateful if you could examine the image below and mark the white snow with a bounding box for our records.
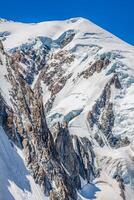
[113,83,134,139]
[79,149,134,200]
[41,81,51,105]
[0,126,47,200]
[0,17,133,51]
[0,52,12,106]
[0,17,134,200]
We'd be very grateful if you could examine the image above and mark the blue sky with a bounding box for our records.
[0,0,133,45]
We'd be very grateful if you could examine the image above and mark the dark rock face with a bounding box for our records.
[33,49,75,113]
[54,123,96,187]
[0,43,97,198]
[80,55,111,79]
[0,45,78,199]
[72,135,96,183]
[54,123,81,189]
[0,93,17,142]
[87,74,121,147]
[10,38,50,84]
[55,30,76,48]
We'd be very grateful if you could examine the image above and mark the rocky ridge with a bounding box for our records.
[0,18,134,200]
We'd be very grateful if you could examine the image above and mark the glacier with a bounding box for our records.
[0,17,134,200]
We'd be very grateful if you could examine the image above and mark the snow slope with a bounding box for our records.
[0,17,134,200]
[1,17,133,138]
[0,126,46,200]
[0,17,127,49]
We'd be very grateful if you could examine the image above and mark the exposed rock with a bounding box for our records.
[87,74,121,146]
[0,93,16,142]
[0,17,134,200]
[55,30,76,48]
[2,49,77,199]
[0,40,4,52]
[80,55,111,79]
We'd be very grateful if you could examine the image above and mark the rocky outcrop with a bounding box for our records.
[0,45,78,199]
[72,135,96,183]
[0,93,17,143]
[55,30,76,48]
[10,37,50,84]
[53,122,96,186]
[0,43,97,198]
[87,74,121,147]
[0,17,133,199]
[80,55,110,79]
[34,50,75,112]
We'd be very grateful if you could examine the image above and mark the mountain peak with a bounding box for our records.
[0,17,134,200]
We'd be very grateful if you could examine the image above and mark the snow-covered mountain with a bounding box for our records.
[0,17,134,200]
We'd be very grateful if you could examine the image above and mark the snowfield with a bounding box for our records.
[0,127,46,200]
[0,17,134,200]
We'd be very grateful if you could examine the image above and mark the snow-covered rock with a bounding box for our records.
[0,17,134,200]
[0,126,47,200]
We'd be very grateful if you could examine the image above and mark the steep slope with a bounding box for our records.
[0,126,46,200]
[0,17,134,200]
[0,45,78,199]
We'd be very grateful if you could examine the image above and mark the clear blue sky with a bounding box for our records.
[0,0,133,45]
